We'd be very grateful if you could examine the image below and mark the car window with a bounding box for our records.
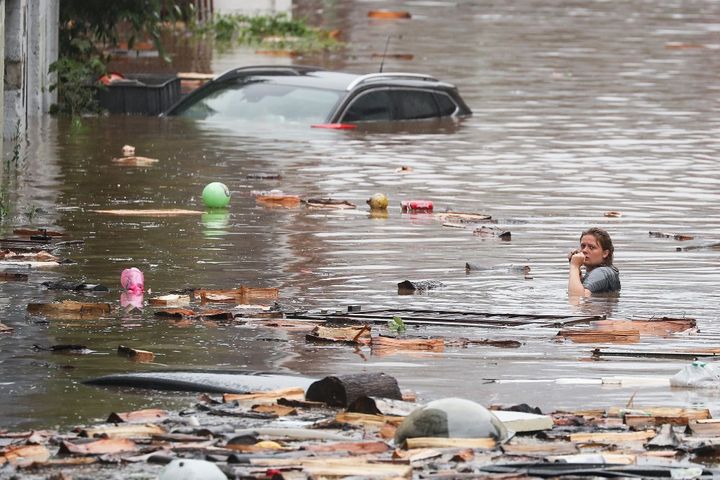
[341,90,392,122]
[434,93,458,116]
[391,90,439,120]
[177,81,343,123]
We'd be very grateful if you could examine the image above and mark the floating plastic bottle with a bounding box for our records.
[120,267,144,294]
[401,200,433,213]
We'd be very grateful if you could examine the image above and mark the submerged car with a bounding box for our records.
[162,65,471,127]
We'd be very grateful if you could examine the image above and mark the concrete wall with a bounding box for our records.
[214,0,292,17]
[3,0,58,139]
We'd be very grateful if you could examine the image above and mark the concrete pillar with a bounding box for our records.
[27,0,58,115]
[4,0,27,139]
[3,0,56,139]
[0,0,5,152]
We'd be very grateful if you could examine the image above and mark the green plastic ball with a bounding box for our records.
[202,182,231,208]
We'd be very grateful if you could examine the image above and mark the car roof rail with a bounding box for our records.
[346,72,439,91]
[214,65,323,82]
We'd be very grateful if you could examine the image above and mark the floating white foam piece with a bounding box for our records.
[494,410,554,432]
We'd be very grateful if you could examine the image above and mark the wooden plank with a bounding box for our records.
[0,323,13,333]
[558,329,639,344]
[689,419,720,436]
[502,442,578,456]
[305,441,390,454]
[27,301,112,318]
[117,345,155,363]
[371,336,445,352]
[404,437,496,449]
[58,438,137,455]
[607,406,710,421]
[335,412,405,427]
[81,424,166,438]
[107,409,168,423]
[0,444,50,466]
[92,209,203,216]
[569,430,656,444]
[223,387,305,404]
[306,325,371,345]
[251,404,297,416]
[302,459,411,478]
[592,318,695,336]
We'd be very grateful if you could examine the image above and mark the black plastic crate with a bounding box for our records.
[96,74,180,115]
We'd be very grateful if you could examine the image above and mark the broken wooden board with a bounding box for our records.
[688,419,720,436]
[305,441,390,454]
[304,198,357,209]
[148,294,190,307]
[301,458,411,479]
[27,301,112,318]
[195,286,279,304]
[625,413,699,428]
[608,406,710,422]
[92,209,203,216]
[106,409,168,423]
[371,336,445,352]
[117,345,155,363]
[0,323,13,333]
[58,438,137,455]
[557,329,640,344]
[502,441,579,456]
[649,231,694,241]
[111,156,159,166]
[0,444,51,466]
[251,404,297,416]
[569,429,656,444]
[223,387,306,404]
[404,437,496,450]
[335,412,405,427]
[591,318,696,336]
[306,324,371,345]
[255,194,301,208]
[436,212,492,224]
[81,423,166,438]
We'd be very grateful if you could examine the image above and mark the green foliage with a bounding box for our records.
[49,57,106,116]
[51,0,192,116]
[197,13,342,52]
[388,316,407,334]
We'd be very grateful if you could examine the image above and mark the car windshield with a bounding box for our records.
[176,80,343,124]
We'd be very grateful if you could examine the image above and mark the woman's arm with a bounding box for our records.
[568,252,591,296]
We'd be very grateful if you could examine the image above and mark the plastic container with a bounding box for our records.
[669,361,720,388]
[96,74,180,115]
[120,267,144,294]
[401,200,434,213]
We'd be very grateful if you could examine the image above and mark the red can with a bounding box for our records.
[401,200,434,213]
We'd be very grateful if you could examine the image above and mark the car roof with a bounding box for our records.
[211,65,457,92]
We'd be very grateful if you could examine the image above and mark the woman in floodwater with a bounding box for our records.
[568,227,621,296]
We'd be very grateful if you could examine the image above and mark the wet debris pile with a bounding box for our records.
[3,372,720,479]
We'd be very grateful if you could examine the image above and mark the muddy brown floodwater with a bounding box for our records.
[2,0,720,430]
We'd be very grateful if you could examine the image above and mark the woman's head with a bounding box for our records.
[579,227,614,267]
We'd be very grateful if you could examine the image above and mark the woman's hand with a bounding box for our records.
[569,251,586,268]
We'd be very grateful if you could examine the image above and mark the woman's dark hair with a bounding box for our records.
[581,227,614,266]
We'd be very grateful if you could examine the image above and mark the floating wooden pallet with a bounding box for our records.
[288,308,603,329]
